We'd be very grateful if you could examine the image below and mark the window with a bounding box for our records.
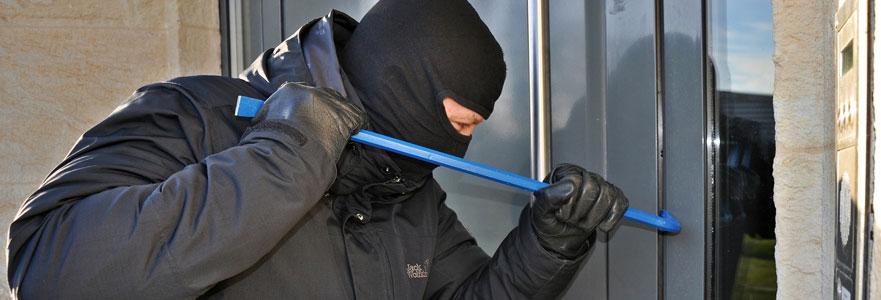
[708,0,777,298]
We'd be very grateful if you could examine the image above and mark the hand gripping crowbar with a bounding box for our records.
[235,96,682,233]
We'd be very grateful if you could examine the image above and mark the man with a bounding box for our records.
[7,0,628,299]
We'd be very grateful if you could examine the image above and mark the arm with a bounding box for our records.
[423,164,629,299]
[423,200,584,300]
[7,83,364,299]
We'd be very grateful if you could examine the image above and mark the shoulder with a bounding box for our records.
[166,75,265,107]
[133,75,265,111]
[119,75,263,113]
[112,75,264,130]
[88,76,263,155]
[115,76,247,113]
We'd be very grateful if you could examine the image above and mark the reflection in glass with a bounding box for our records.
[709,0,777,299]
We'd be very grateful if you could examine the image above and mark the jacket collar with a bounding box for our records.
[331,143,425,200]
[238,10,359,99]
[329,142,426,223]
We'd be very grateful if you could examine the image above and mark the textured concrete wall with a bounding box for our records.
[0,0,220,296]
[771,0,837,299]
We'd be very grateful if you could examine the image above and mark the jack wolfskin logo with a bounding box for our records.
[406,259,430,279]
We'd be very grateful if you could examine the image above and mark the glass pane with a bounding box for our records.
[708,0,777,299]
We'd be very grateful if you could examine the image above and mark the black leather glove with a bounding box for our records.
[252,82,367,161]
[532,163,629,259]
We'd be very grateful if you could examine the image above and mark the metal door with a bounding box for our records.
[548,1,707,299]
[225,0,708,298]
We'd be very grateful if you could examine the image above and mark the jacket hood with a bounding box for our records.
[239,10,422,200]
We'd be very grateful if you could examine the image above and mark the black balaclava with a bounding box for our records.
[339,0,506,181]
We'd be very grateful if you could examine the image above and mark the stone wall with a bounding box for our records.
[0,0,220,296]
[771,0,837,299]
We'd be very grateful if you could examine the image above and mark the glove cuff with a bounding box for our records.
[244,119,308,147]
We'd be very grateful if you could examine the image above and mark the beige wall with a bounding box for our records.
[771,0,837,299]
[0,0,220,295]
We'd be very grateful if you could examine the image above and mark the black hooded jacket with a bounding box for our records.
[7,11,585,299]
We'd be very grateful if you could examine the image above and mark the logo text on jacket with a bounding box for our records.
[406,259,430,279]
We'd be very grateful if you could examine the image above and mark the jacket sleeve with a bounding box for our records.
[423,198,588,300]
[6,84,338,299]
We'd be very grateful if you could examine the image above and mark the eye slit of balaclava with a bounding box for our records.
[434,89,475,143]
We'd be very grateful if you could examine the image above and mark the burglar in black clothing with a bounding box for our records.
[7,0,628,299]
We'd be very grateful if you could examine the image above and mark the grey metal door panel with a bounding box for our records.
[240,0,263,66]
[661,0,707,299]
[261,0,282,50]
[552,0,608,299]
[281,0,377,37]
[604,0,660,299]
[240,0,283,67]
[239,1,379,68]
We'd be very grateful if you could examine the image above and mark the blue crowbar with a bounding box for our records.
[235,96,682,233]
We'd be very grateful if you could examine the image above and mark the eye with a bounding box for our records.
[448,120,462,130]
